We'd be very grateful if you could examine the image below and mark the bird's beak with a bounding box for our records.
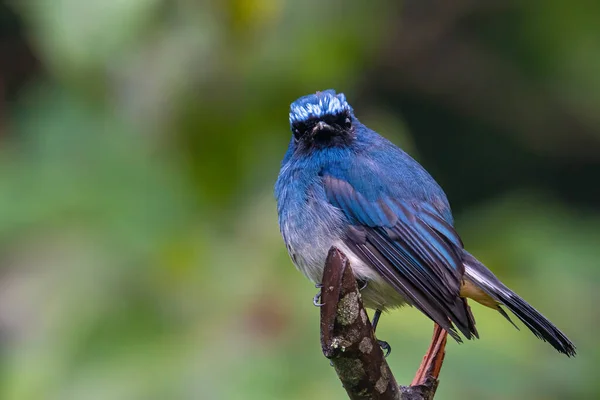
[312,121,334,136]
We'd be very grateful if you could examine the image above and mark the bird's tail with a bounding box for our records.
[461,251,576,357]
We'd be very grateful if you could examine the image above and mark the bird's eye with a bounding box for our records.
[292,123,304,139]
[334,113,352,130]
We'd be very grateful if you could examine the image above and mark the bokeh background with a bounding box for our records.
[0,1,598,399]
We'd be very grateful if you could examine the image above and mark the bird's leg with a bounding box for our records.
[411,323,448,386]
[313,283,324,307]
[372,309,382,331]
[372,309,391,357]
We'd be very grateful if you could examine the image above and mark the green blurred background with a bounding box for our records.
[0,1,598,399]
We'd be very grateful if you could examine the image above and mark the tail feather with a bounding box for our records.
[462,251,576,357]
[496,305,519,330]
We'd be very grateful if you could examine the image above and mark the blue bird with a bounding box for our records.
[275,89,576,356]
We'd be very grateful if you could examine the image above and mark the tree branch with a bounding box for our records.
[320,247,447,400]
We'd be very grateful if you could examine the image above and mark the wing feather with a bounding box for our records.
[323,175,478,339]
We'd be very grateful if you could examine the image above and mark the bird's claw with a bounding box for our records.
[313,283,324,307]
[378,340,392,358]
[358,279,368,291]
[313,291,324,307]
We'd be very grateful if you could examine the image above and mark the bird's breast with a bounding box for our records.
[277,175,408,310]
[278,180,347,283]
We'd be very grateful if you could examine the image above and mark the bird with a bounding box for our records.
[275,89,576,357]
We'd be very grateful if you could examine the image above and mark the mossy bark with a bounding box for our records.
[320,247,445,400]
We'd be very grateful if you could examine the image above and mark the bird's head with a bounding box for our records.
[289,90,355,149]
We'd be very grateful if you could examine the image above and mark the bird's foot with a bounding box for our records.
[357,279,368,291]
[378,340,392,358]
[313,283,324,307]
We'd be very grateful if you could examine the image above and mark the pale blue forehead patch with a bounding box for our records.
[289,90,352,125]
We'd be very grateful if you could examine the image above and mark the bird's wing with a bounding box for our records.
[322,173,477,341]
